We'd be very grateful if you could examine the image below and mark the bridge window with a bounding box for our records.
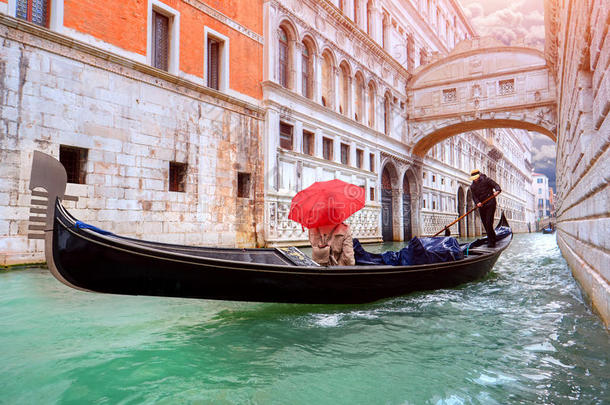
[442,88,457,103]
[498,79,515,96]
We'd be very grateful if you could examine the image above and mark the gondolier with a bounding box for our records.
[469,169,501,247]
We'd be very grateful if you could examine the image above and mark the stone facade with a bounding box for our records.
[545,0,610,327]
[0,15,265,265]
[262,0,537,246]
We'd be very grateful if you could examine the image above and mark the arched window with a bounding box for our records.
[354,73,364,123]
[321,51,334,108]
[367,82,376,128]
[383,93,391,135]
[278,27,289,87]
[301,42,312,99]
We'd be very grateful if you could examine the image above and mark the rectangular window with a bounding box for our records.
[302,131,314,156]
[499,78,515,95]
[432,175,436,183]
[152,10,169,71]
[356,149,364,169]
[237,172,251,198]
[340,143,350,165]
[169,162,187,192]
[16,0,49,27]
[369,187,375,201]
[442,88,457,103]
[369,153,375,172]
[59,145,88,184]
[207,37,220,90]
[538,188,542,194]
[323,137,333,160]
[537,178,543,183]
[279,122,293,150]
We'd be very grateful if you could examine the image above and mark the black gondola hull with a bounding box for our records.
[52,202,510,304]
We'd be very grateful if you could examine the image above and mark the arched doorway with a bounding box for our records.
[381,167,393,241]
[402,174,412,241]
[457,187,465,237]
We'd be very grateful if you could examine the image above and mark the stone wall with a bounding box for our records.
[0,16,265,265]
[548,0,609,327]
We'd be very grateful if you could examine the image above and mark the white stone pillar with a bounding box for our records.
[334,136,341,164]
[267,109,280,191]
[314,52,322,103]
[294,120,303,154]
[333,66,340,113]
[293,41,302,95]
[369,1,382,44]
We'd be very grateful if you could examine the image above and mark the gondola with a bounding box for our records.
[28,151,512,304]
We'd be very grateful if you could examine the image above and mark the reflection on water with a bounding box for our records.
[0,233,608,404]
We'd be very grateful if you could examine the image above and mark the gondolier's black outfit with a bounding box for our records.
[470,174,501,247]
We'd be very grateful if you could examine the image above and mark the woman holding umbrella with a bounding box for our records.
[308,223,355,266]
[288,179,365,267]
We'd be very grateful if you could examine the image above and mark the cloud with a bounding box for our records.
[459,1,545,49]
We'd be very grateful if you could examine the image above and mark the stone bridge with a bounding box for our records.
[406,38,557,156]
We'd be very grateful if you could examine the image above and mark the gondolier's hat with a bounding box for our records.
[469,169,480,181]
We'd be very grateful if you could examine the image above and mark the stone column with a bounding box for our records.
[333,66,340,113]
[368,0,381,44]
[314,52,322,104]
[291,39,300,92]
[267,108,280,191]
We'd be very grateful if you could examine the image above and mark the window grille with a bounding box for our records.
[152,11,169,71]
[499,79,515,95]
[442,88,457,103]
[207,38,220,90]
[169,162,187,192]
[16,0,49,27]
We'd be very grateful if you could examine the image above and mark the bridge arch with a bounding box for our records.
[407,38,557,157]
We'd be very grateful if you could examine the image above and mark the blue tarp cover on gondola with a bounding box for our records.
[354,236,464,266]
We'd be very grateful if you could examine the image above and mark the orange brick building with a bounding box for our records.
[0,0,266,264]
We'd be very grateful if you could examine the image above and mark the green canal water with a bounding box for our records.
[0,233,608,404]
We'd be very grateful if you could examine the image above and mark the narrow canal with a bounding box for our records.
[1,232,608,404]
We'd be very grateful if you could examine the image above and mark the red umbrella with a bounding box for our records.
[288,179,365,229]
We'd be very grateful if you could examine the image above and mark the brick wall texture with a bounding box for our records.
[553,0,610,328]
[0,20,264,264]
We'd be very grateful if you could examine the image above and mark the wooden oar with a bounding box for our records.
[433,191,501,237]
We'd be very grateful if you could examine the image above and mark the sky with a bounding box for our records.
[458,0,556,189]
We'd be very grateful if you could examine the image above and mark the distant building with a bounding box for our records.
[532,173,551,226]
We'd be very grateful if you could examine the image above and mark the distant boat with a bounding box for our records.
[28,151,513,304]
[542,227,555,234]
